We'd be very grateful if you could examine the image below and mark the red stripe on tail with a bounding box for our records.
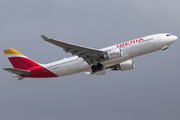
[8,57,39,70]
[8,57,58,78]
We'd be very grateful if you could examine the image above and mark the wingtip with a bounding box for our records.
[41,35,50,41]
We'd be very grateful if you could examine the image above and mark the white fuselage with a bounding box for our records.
[42,33,177,77]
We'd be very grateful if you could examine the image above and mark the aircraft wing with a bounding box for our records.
[41,35,104,64]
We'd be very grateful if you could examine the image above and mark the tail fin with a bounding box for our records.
[3,48,39,70]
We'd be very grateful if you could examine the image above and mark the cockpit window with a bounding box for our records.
[166,34,171,36]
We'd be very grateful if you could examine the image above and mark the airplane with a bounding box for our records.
[3,33,178,80]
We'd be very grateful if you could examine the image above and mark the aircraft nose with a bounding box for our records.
[174,36,178,41]
[172,35,178,42]
[164,35,178,45]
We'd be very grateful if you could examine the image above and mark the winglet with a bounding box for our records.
[41,35,50,41]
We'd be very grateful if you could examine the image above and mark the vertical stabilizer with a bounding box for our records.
[3,48,58,79]
[3,48,39,70]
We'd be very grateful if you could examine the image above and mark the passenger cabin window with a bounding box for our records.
[166,34,171,36]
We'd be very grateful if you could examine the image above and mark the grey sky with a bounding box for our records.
[1,0,180,120]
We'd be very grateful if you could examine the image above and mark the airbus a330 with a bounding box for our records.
[3,33,177,80]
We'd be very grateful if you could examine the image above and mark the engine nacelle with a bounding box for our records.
[112,60,135,71]
[103,48,122,59]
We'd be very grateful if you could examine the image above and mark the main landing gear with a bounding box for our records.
[91,63,104,72]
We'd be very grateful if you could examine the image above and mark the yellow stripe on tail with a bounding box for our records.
[3,48,39,70]
[3,48,24,56]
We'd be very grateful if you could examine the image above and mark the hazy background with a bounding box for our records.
[1,0,180,120]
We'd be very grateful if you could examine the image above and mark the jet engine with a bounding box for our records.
[102,48,122,59]
[112,60,135,71]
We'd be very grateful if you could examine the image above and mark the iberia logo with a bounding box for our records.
[117,52,119,54]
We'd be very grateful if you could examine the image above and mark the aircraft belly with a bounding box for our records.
[76,61,91,72]
[55,61,83,77]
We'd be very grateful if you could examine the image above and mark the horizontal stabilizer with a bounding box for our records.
[12,74,25,81]
[3,68,31,76]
